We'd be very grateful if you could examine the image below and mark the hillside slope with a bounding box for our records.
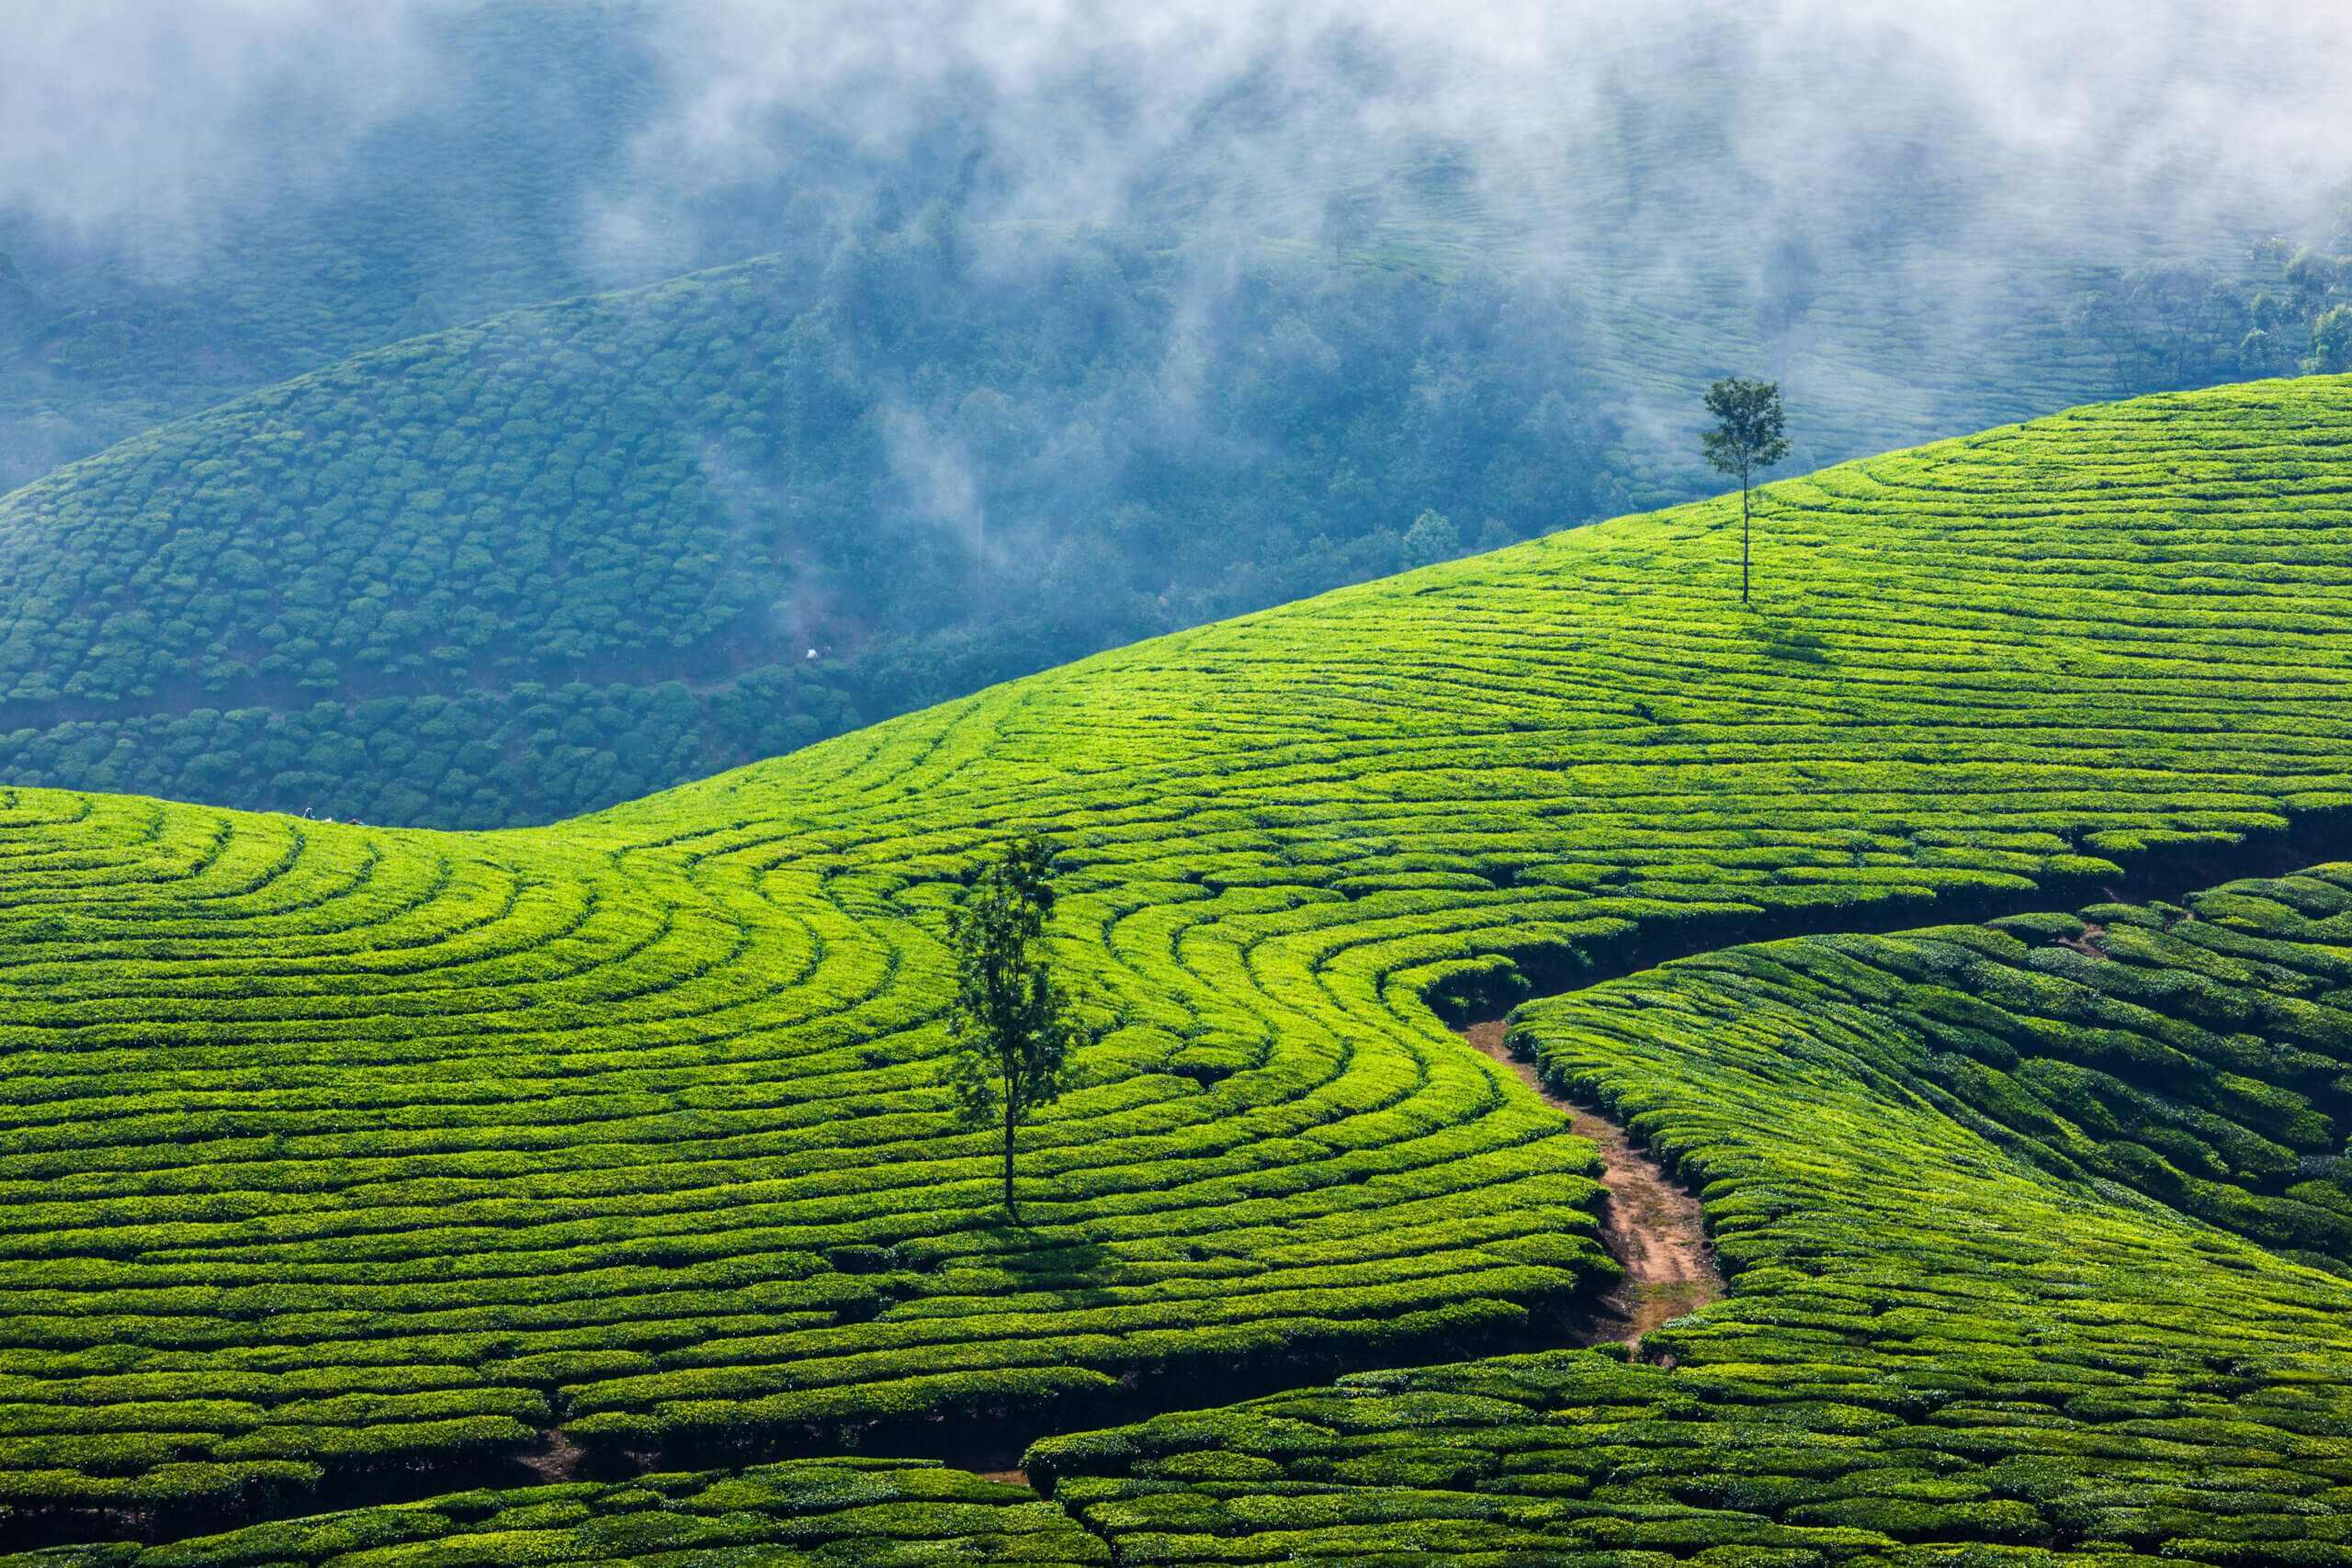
[1034,866,2352,1561]
[7,6,2348,836]
[0,243,1614,829]
[0,2,668,494]
[16,868,2351,1564]
[11,0,2337,504]
[2,377,2352,1548]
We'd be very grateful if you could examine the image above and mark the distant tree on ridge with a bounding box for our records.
[1701,377,1792,603]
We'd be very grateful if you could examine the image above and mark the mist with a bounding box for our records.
[0,0,2348,828]
[0,0,2339,491]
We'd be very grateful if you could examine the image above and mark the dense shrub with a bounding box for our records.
[0,1458,1106,1568]
[6,378,2352,1539]
[1028,871,2352,1565]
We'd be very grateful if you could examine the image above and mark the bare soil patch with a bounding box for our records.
[1459,1021,1722,1346]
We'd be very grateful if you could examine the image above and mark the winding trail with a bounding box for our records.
[1459,1021,1722,1345]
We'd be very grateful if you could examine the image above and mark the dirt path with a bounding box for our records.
[1459,1021,1721,1346]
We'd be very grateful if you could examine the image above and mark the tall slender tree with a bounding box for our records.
[944,837,1091,1218]
[1701,377,1792,602]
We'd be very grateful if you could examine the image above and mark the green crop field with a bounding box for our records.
[3,375,2352,1559]
[6,1458,1106,1568]
[1030,865,2352,1563]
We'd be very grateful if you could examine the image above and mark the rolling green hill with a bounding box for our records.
[8,4,2346,836]
[0,2,671,495]
[1029,866,2352,1562]
[8,224,2344,836]
[3,376,2352,1557]
[0,241,1616,829]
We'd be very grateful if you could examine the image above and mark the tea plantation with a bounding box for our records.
[1028,868,2352,1563]
[5,376,2352,1554]
[0,239,1625,829]
[3,1459,1106,1568]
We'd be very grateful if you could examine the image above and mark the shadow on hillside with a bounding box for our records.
[992,1231,1120,1310]
[1437,802,2352,1027]
[22,807,2352,1552]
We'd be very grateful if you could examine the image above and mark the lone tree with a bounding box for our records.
[944,837,1092,1219]
[1701,377,1792,603]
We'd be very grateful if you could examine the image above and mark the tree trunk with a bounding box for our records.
[1740,476,1751,603]
[1002,1097,1017,1219]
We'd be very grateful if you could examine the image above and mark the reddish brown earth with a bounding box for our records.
[551,1024,1728,1495]
[514,1429,591,1483]
[1460,1021,1722,1345]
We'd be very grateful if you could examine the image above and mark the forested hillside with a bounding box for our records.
[0,238,1607,827]
[4,2,2348,828]
[1,378,2350,1560]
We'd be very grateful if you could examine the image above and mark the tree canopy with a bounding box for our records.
[944,838,1092,1217]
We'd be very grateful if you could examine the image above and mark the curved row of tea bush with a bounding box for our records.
[0,784,1615,1524]
[7,378,2352,1529]
[33,864,2345,1565]
[0,1457,1104,1568]
[0,228,1627,829]
[1023,870,2352,1564]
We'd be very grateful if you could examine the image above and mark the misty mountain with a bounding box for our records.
[0,0,2347,825]
[0,230,1617,827]
[6,0,2346,493]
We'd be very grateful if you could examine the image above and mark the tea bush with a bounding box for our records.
[1027,870,2352,1563]
[0,1458,1105,1568]
[5,377,2352,1542]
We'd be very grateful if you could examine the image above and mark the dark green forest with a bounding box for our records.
[0,230,1613,827]
[1,0,2347,828]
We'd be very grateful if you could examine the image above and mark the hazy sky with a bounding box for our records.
[2,0,2346,503]
[5,0,2346,252]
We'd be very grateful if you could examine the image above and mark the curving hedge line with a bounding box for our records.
[0,1457,1105,1568]
[1024,868,2352,1564]
[6,378,2352,1535]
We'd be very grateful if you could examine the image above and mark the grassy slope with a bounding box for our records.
[10,1459,1105,1568]
[1033,869,2352,1563]
[3,378,2352,1539]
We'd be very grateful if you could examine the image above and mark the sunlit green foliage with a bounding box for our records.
[0,1458,1105,1568]
[5,378,2352,1541]
[1027,870,2352,1564]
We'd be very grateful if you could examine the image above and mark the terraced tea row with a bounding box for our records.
[0,785,1616,1524]
[16,866,2349,1565]
[1,1458,1103,1568]
[6,378,2352,1534]
[1027,869,2352,1563]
